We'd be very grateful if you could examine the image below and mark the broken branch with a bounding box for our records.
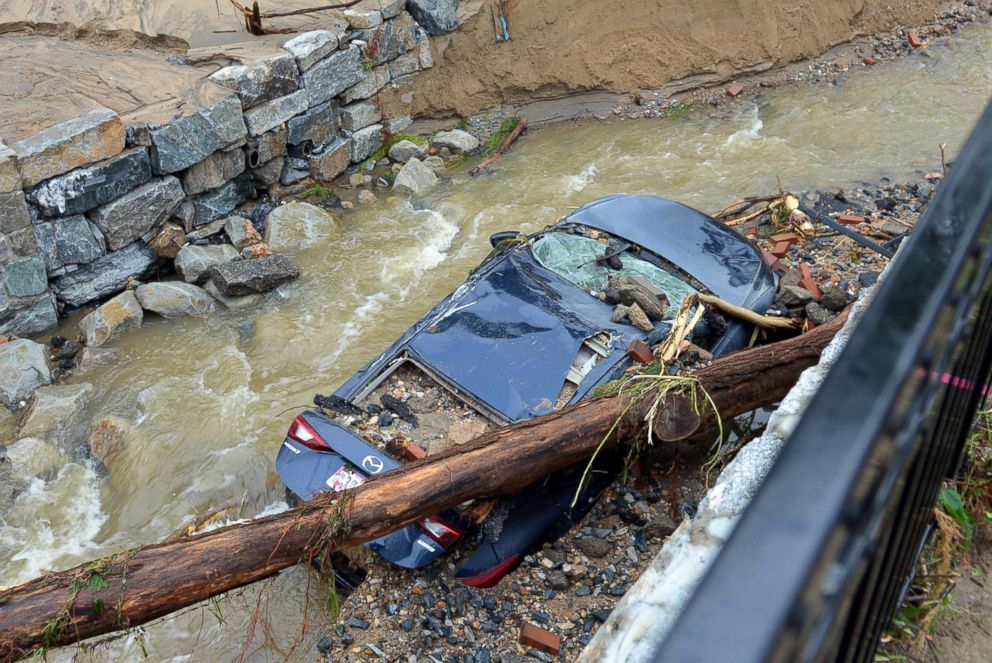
[469,119,529,176]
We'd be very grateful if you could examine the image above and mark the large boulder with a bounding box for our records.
[174,243,241,284]
[2,253,48,297]
[282,30,340,72]
[6,437,64,480]
[0,296,58,339]
[181,148,246,196]
[12,108,126,187]
[32,215,104,272]
[406,0,458,35]
[264,202,339,251]
[388,139,428,163]
[431,129,479,154]
[0,339,51,408]
[309,136,352,182]
[301,46,366,107]
[287,101,339,147]
[393,157,438,195]
[244,90,308,136]
[87,176,185,251]
[26,148,152,217]
[203,280,262,309]
[16,382,94,440]
[351,124,385,162]
[208,254,300,295]
[144,93,247,174]
[208,54,300,110]
[78,290,143,346]
[190,172,254,227]
[51,242,157,308]
[135,282,215,318]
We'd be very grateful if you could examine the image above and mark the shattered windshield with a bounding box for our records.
[531,230,697,317]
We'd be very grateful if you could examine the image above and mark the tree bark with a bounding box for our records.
[0,312,846,661]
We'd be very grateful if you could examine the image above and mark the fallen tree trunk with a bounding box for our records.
[469,118,528,176]
[0,313,846,661]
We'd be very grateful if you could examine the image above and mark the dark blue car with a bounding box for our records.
[276,194,777,586]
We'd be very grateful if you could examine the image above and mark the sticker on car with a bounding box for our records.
[326,466,365,492]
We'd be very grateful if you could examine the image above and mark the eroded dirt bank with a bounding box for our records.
[392,0,949,117]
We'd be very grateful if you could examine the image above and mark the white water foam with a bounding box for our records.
[562,162,598,195]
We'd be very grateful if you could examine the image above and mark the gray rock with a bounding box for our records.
[416,27,433,68]
[147,222,186,259]
[87,176,184,251]
[340,102,382,132]
[174,243,241,284]
[26,148,152,217]
[203,280,262,308]
[778,284,814,307]
[388,50,420,79]
[393,157,438,195]
[223,216,254,249]
[378,0,404,18]
[6,437,64,480]
[246,126,288,164]
[2,253,47,297]
[281,159,309,185]
[32,215,104,273]
[282,30,340,72]
[423,155,445,174]
[341,65,390,104]
[819,285,848,312]
[0,339,51,408]
[343,6,383,28]
[0,139,18,193]
[386,115,413,134]
[575,537,611,559]
[805,301,835,326]
[52,242,156,308]
[208,254,301,295]
[147,94,247,174]
[4,226,39,259]
[191,172,254,227]
[546,570,570,591]
[135,282,215,318]
[432,129,479,154]
[287,101,338,147]
[356,12,419,64]
[253,158,284,188]
[208,54,300,109]
[181,148,246,195]
[309,136,352,181]
[351,124,385,163]
[302,46,366,107]
[0,295,58,338]
[185,216,229,242]
[406,0,458,35]
[388,139,428,163]
[78,290,143,346]
[244,90,309,136]
[0,190,31,233]
[75,346,119,371]
[265,202,339,251]
[13,108,126,187]
[17,383,94,439]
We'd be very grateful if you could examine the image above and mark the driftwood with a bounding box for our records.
[0,314,847,661]
[469,119,529,176]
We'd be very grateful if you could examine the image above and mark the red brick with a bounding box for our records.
[744,227,758,237]
[908,31,923,48]
[725,83,744,97]
[520,623,561,656]
[799,264,821,301]
[863,56,877,66]
[770,232,800,245]
[402,443,428,462]
[837,214,866,225]
[627,339,654,365]
[770,241,791,258]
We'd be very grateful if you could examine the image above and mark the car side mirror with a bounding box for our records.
[490,230,522,248]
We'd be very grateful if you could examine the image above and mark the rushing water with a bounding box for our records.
[1,22,990,662]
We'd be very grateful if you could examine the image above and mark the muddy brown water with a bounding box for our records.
[1,23,990,662]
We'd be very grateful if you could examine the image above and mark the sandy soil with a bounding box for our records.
[929,532,992,662]
[388,0,949,118]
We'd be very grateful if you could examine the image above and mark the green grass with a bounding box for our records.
[359,133,430,170]
[297,185,336,201]
[481,118,520,156]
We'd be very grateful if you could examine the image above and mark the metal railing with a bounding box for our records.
[653,98,992,663]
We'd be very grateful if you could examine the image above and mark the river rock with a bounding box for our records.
[819,285,848,312]
[52,242,156,307]
[406,0,458,35]
[208,54,300,110]
[87,176,185,251]
[208,254,300,295]
[387,140,427,163]
[203,280,262,308]
[75,346,119,371]
[0,296,58,338]
[264,202,339,251]
[26,148,152,217]
[13,108,126,188]
[302,46,366,107]
[253,158,284,189]
[355,12,418,64]
[287,101,339,147]
[244,90,309,136]
[778,284,814,307]
[174,244,241,284]
[135,282,215,318]
[6,437,64,480]
[393,157,438,195]
[88,415,135,469]
[0,139,18,193]
[341,65,390,104]
[78,290,143,346]
[190,172,254,227]
[575,537,611,559]
[0,190,31,234]
[223,216,254,249]
[2,253,47,297]
[17,383,94,439]
[181,148,246,196]
[352,124,385,162]
[432,129,479,154]
[32,215,104,272]
[423,155,445,174]
[310,136,352,181]
[805,301,834,326]
[340,102,382,132]
[0,339,52,408]
[147,222,186,259]
[145,93,247,174]
[282,30,339,72]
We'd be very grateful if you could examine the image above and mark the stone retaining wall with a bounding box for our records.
[0,0,455,338]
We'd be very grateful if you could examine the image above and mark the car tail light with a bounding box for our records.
[418,516,464,547]
[459,554,522,588]
[287,415,330,452]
